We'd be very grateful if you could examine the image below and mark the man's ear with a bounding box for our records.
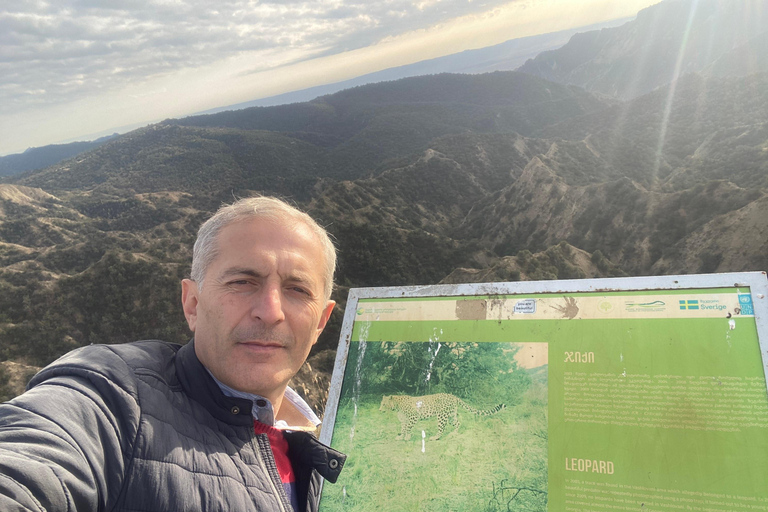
[181,279,199,332]
[313,300,336,344]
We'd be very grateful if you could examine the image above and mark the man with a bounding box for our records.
[0,196,346,511]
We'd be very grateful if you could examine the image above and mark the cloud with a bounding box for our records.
[0,0,517,117]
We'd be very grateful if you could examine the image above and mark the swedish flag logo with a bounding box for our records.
[679,300,699,310]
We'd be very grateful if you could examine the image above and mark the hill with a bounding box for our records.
[517,0,768,99]
[16,72,608,197]
[0,135,116,178]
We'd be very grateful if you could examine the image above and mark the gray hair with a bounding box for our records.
[190,196,336,300]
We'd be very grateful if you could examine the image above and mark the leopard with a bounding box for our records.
[379,393,505,440]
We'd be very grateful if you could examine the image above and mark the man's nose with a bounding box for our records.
[252,284,286,324]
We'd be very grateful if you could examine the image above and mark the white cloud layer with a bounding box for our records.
[0,0,515,117]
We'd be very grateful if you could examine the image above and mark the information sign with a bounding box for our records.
[318,273,768,512]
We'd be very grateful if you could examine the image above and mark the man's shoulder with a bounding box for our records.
[28,340,184,397]
[44,340,182,373]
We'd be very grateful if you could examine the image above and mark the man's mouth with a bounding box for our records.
[238,340,285,350]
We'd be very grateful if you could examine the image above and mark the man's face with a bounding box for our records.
[181,218,335,404]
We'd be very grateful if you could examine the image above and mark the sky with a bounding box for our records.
[0,0,659,156]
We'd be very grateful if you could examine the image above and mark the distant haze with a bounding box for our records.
[0,0,658,156]
[196,17,632,115]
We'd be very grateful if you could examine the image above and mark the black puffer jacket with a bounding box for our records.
[0,340,345,511]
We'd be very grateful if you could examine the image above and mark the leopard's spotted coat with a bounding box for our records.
[379,393,505,440]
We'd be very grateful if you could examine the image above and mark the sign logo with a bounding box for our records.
[625,300,666,312]
[679,300,699,310]
[598,300,614,313]
[513,299,536,314]
[738,294,755,315]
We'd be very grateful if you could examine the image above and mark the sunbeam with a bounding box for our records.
[651,0,700,189]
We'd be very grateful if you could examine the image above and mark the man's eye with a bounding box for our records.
[290,286,310,295]
[228,280,251,286]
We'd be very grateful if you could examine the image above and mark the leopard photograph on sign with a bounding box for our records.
[320,340,548,511]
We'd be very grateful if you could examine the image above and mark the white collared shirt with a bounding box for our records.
[209,371,321,430]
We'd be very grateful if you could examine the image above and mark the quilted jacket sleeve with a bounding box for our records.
[0,349,141,512]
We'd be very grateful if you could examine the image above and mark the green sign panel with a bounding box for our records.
[319,273,768,512]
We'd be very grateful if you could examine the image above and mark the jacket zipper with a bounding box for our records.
[253,433,294,512]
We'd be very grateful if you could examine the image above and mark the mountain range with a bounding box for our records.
[519,0,768,98]
[196,16,632,114]
[0,135,117,178]
[1,0,766,409]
